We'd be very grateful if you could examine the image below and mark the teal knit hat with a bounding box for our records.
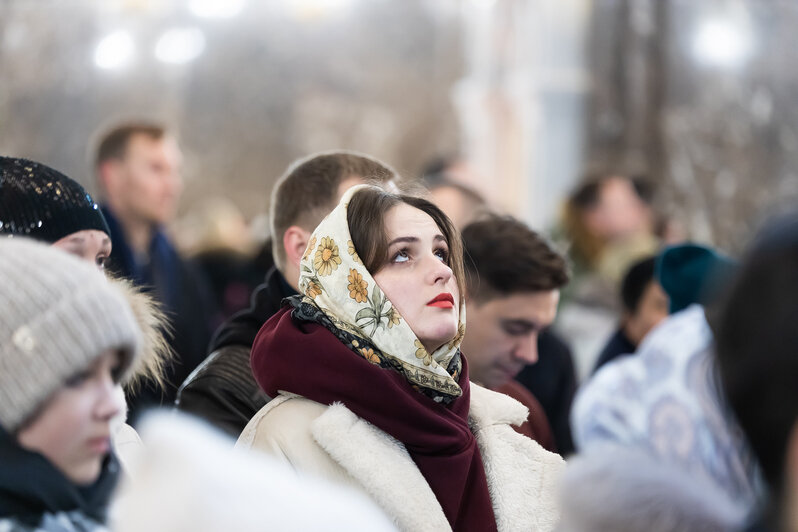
[656,243,737,314]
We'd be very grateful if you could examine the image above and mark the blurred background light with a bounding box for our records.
[692,17,753,69]
[94,30,136,70]
[188,0,246,19]
[155,27,206,64]
[287,0,355,20]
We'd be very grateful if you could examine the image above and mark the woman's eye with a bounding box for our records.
[391,250,410,263]
[65,371,91,388]
[435,248,449,262]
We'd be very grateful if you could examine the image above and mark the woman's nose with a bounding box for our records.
[95,381,124,421]
[428,254,454,285]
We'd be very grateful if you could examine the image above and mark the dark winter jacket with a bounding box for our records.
[102,207,217,425]
[0,427,119,531]
[175,267,296,437]
[592,327,637,375]
[515,330,578,455]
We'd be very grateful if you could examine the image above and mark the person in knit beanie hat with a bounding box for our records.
[655,243,737,314]
[0,238,142,532]
[0,154,172,414]
[0,156,113,269]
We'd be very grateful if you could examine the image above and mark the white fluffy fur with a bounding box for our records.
[469,383,529,429]
[312,402,450,532]
[114,412,397,532]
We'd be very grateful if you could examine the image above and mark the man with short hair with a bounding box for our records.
[426,182,578,454]
[460,214,570,451]
[592,255,669,374]
[95,123,216,422]
[176,151,397,436]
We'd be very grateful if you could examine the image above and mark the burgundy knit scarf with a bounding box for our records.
[251,305,497,531]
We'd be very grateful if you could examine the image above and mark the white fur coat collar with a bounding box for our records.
[244,384,563,531]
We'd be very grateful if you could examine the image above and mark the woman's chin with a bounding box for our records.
[420,326,459,353]
[64,460,102,486]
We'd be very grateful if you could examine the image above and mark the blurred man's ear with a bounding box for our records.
[96,159,123,196]
[283,225,312,270]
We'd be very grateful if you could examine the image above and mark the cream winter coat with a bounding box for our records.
[236,383,564,532]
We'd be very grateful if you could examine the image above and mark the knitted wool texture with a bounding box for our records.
[656,243,737,314]
[0,239,141,430]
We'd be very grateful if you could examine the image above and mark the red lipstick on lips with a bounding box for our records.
[427,292,455,309]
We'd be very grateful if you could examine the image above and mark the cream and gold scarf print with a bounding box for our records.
[297,185,465,400]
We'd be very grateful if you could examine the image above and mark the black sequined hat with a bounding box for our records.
[0,156,110,243]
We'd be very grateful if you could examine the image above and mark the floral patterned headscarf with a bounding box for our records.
[296,184,466,402]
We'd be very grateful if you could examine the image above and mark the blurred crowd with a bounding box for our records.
[0,122,795,532]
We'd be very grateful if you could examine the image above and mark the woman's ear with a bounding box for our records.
[283,226,312,270]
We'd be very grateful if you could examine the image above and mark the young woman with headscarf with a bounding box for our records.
[237,185,563,532]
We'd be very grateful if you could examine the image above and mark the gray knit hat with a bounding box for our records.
[0,238,142,431]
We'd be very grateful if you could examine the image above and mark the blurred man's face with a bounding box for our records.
[110,134,183,226]
[430,186,473,230]
[624,280,669,345]
[462,290,559,390]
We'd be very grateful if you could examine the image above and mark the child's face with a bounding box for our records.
[17,350,123,485]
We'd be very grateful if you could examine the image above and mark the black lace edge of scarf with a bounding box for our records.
[285,295,462,405]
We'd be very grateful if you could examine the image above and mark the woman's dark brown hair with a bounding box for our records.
[347,186,465,301]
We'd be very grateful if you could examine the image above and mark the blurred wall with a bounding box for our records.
[13,0,792,251]
[454,0,590,231]
[0,0,464,224]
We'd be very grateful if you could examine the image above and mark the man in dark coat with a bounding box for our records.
[459,215,570,453]
[515,330,578,455]
[94,123,217,424]
[176,151,397,437]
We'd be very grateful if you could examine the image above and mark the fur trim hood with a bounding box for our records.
[109,277,173,393]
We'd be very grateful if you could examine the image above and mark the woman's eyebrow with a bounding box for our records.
[387,236,420,247]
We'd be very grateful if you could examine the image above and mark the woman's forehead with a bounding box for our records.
[384,203,444,238]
